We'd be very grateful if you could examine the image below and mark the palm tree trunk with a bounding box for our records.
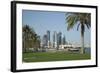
[80,28,84,54]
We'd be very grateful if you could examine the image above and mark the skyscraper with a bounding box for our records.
[57,32,62,49]
[59,32,62,45]
[47,30,50,48]
[53,31,57,48]
[62,35,66,45]
[58,32,62,45]
[42,34,48,48]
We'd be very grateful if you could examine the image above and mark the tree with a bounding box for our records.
[22,25,38,52]
[66,13,91,54]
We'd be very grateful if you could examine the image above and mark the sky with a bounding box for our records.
[22,10,91,46]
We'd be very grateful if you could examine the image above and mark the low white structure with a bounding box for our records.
[59,44,73,49]
[59,44,81,52]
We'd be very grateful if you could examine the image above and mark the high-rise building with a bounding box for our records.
[57,32,62,49]
[58,32,62,45]
[62,35,66,45]
[42,34,48,48]
[53,31,57,48]
[47,30,50,41]
[47,30,50,48]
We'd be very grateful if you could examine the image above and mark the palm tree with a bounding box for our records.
[23,25,30,52]
[22,25,41,52]
[22,25,37,52]
[66,13,91,54]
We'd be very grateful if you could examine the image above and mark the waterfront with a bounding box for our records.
[22,10,91,62]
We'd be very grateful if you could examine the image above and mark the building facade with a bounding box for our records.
[53,31,57,48]
[42,34,48,48]
[57,32,62,49]
[47,30,50,48]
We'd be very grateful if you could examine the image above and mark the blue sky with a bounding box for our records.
[22,10,91,45]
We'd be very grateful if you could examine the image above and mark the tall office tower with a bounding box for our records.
[53,31,57,48]
[58,32,62,45]
[42,34,48,48]
[62,35,66,45]
[47,30,50,41]
[57,33,59,49]
[57,32,62,49]
[47,30,50,48]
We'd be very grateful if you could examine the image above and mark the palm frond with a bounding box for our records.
[66,14,79,30]
[77,23,80,31]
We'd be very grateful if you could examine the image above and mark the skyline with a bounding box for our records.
[41,30,66,48]
[22,10,91,46]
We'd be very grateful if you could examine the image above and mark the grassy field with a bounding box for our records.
[23,51,91,62]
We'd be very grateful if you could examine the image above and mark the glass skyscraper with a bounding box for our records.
[53,31,57,48]
[42,34,48,48]
[47,30,50,48]
[47,30,50,41]
[57,32,62,49]
[62,35,66,45]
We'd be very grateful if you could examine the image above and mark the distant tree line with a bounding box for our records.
[22,25,40,53]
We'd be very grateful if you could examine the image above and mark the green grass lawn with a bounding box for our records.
[23,51,91,62]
